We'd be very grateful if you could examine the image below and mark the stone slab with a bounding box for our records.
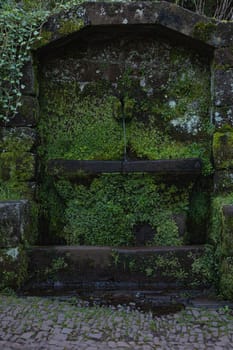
[48,159,202,177]
[26,245,207,290]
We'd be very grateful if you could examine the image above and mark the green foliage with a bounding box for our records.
[0,0,86,122]
[39,83,124,160]
[0,4,48,121]
[190,245,217,286]
[44,256,68,281]
[63,174,188,246]
[0,246,28,290]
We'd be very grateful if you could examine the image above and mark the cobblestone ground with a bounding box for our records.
[0,295,233,349]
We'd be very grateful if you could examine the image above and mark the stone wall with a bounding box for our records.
[0,56,39,289]
[1,1,233,297]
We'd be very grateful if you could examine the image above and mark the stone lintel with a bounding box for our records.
[48,159,202,177]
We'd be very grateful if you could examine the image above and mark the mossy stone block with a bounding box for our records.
[0,246,28,290]
[214,69,233,107]
[0,152,36,182]
[213,131,233,169]
[214,171,233,193]
[222,205,233,256]
[220,257,233,300]
[0,96,39,127]
[0,200,33,248]
[214,106,233,129]
[214,47,233,70]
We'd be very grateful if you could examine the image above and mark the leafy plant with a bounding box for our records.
[63,174,188,246]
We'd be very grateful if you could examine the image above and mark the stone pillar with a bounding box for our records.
[212,46,233,299]
[0,55,39,290]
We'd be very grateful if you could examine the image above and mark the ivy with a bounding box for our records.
[0,0,86,122]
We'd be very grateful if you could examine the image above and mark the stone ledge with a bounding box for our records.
[48,159,202,177]
[26,245,207,289]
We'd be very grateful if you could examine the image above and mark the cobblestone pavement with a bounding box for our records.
[0,295,233,349]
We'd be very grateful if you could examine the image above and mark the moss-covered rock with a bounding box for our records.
[58,18,84,35]
[213,130,233,169]
[0,200,38,247]
[0,246,28,290]
[220,257,233,300]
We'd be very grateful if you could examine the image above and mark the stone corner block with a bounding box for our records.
[0,96,39,127]
[213,131,233,169]
[0,200,31,248]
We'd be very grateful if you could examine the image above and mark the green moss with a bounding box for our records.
[220,257,233,300]
[0,246,28,290]
[39,83,124,161]
[0,128,36,199]
[58,18,84,35]
[33,29,52,49]
[38,38,212,244]
[123,97,135,121]
[193,22,216,42]
[62,174,189,246]
[213,130,233,169]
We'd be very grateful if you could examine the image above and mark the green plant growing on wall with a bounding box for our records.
[62,174,189,246]
[38,83,124,161]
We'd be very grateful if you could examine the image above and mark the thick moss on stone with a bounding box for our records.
[193,22,216,42]
[38,83,124,161]
[58,18,84,35]
[38,30,212,243]
[0,127,36,198]
[62,174,190,246]
[213,130,233,169]
[33,29,52,49]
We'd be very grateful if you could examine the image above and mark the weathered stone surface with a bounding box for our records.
[214,69,233,107]
[26,245,206,289]
[172,213,187,238]
[0,127,37,151]
[21,57,38,96]
[0,152,36,182]
[214,47,233,69]
[220,257,233,299]
[213,22,233,48]
[221,206,233,256]
[48,159,202,176]
[214,106,233,128]
[214,171,233,192]
[34,2,214,50]
[0,246,28,289]
[0,200,30,247]
[213,131,233,169]
[0,96,39,127]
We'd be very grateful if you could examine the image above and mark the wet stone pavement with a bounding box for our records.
[0,295,233,349]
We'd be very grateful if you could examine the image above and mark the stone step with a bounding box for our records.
[25,245,208,291]
[48,158,202,177]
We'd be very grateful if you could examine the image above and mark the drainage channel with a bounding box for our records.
[20,287,212,317]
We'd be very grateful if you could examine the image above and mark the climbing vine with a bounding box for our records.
[0,0,85,122]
